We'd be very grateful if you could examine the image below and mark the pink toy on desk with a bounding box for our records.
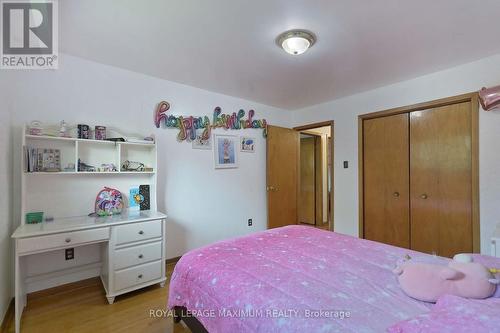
[394,254,500,303]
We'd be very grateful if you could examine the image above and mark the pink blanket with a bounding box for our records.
[168,226,497,332]
[388,295,500,333]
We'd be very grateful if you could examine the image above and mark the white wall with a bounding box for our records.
[292,52,500,255]
[0,78,13,321]
[3,54,292,263]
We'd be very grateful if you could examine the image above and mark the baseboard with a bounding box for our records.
[0,298,14,333]
[25,262,102,293]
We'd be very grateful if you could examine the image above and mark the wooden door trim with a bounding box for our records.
[471,94,480,253]
[358,92,478,120]
[358,92,480,253]
[294,121,335,231]
[294,121,334,131]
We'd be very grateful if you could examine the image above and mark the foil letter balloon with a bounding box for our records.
[479,85,500,111]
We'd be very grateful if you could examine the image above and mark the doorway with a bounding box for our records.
[295,122,334,231]
[266,122,334,231]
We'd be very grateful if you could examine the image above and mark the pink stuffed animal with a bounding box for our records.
[394,259,499,302]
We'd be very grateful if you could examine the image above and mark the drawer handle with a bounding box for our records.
[138,230,144,235]
[138,274,143,279]
[138,254,144,259]
[65,238,71,243]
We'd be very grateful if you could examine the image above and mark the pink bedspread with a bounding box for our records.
[168,226,498,332]
[387,295,500,333]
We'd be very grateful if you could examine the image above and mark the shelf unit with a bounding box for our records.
[21,125,158,223]
[24,134,156,174]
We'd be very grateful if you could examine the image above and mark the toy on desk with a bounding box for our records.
[94,187,124,216]
[25,212,44,224]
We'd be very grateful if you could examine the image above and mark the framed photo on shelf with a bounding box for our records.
[240,137,255,153]
[192,132,212,150]
[214,134,238,169]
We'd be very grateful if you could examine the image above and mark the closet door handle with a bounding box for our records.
[420,194,428,199]
[393,192,400,198]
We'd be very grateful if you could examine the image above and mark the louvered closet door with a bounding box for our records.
[364,114,410,248]
[410,102,472,257]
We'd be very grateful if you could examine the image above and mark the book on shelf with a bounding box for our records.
[24,147,61,172]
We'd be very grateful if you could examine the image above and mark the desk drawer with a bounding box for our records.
[17,228,110,255]
[114,241,162,270]
[114,260,162,291]
[115,220,162,245]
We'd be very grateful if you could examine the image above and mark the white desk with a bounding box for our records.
[12,210,167,333]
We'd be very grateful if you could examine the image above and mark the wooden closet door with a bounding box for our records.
[410,102,472,257]
[364,114,410,248]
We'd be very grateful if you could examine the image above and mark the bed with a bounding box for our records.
[168,225,500,332]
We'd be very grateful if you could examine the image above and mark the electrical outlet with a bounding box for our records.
[248,219,253,226]
[65,248,74,260]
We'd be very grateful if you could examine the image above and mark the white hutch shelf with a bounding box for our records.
[21,126,159,219]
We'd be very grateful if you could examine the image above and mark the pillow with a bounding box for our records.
[387,295,500,333]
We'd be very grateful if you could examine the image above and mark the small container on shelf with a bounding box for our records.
[78,124,90,139]
[95,126,107,140]
[28,121,43,136]
[59,120,70,138]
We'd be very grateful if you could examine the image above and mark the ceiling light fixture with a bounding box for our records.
[276,29,316,55]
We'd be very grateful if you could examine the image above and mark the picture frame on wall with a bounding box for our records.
[192,131,212,150]
[240,137,255,153]
[214,134,238,169]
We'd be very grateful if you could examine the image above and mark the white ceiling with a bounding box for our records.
[60,0,500,110]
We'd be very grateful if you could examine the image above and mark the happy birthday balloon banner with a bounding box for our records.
[154,101,268,141]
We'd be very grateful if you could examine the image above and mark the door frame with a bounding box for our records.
[298,132,320,226]
[357,92,480,252]
[294,121,335,231]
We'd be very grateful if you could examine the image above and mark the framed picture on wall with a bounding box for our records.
[240,137,255,153]
[192,131,212,150]
[214,134,238,169]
